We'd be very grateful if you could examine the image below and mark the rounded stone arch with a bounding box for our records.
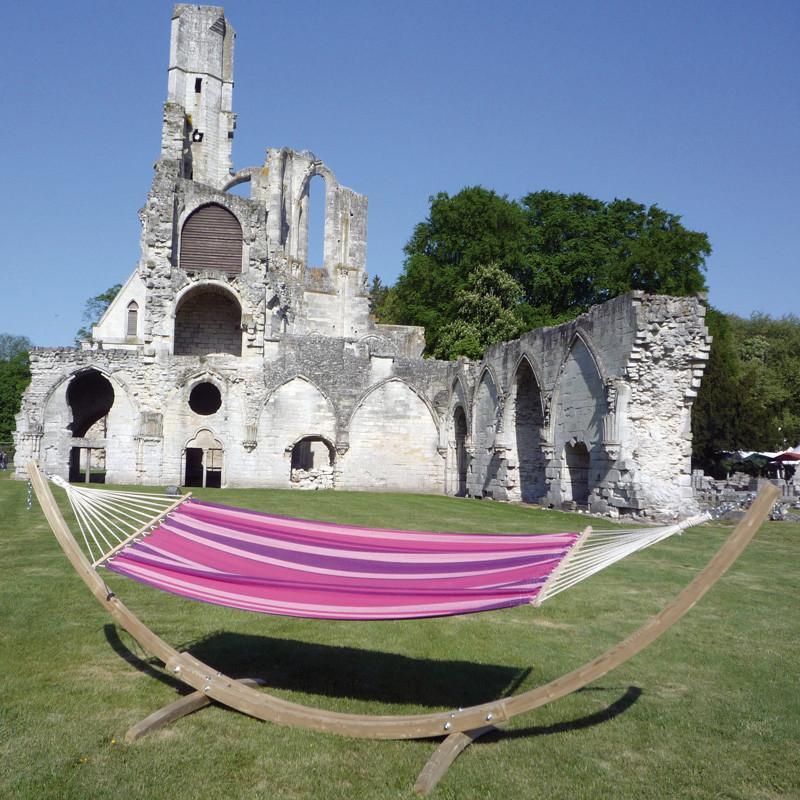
[340,378,443,492]
[296,164,336,269]
[172,281,243,356]
[178,201,244,275]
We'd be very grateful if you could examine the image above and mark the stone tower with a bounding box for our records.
[167,5,236,188]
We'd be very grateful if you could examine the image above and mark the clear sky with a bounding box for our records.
[1,0,797,347]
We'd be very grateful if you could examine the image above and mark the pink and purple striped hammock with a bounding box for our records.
[54,480,706,622]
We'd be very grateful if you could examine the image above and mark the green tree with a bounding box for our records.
[75,284,122,344]
[691,308,741,474]
[389,187,710,357]
[368,275,391,321]
[519,192,709,322]
[0,347,31,447]
[692,311,800,473]
[387,187,527,354]
[433,263,526,360]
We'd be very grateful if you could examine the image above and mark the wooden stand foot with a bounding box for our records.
[125,677,265,743]
[413,725,496,795]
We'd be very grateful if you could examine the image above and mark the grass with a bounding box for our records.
[1,478,798,799]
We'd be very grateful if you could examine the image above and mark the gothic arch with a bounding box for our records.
[259,375,337,429]
[506,356,546,503]
[257,377,339,487]
[347,378,439,432]
[471,368,502,497]
[340,378,442,492]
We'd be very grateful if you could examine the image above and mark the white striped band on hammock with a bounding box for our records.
[50,476,708,620]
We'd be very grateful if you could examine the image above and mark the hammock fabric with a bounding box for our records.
[104,499,580,620]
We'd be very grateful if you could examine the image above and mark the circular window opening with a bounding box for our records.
[189,382,222,415]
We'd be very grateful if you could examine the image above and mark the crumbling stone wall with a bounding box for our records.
[13,6,710,519]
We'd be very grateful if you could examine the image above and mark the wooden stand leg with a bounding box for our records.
[125,678,265,743]
[413,725,496,796]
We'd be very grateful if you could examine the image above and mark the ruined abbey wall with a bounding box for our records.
[14,4,710,519]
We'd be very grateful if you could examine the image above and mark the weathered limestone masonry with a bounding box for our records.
[14,5,710,518]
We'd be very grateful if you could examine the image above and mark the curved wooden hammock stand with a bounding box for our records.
[28,462,779,795]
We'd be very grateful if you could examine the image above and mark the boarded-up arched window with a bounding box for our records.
[180,203,243,274]
[126,301,138,337]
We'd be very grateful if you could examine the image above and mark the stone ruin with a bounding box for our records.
[14,4,712,519]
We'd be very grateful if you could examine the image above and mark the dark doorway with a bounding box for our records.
[69,447,106,484]
[453,406,468,496]
[514,360,545,502]
[564,441,590,505]
[185,447,204,487]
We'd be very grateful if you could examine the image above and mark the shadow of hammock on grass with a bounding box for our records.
[104,624,641,737]
[104,624,641,728]
[106,624,526,707]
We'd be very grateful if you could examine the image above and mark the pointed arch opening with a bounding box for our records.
[126,301,139,338]
[513,359,545,503]
[453,405,468,497]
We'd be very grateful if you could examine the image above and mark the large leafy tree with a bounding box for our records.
[384,187,710,356]
[386,188,528,353]
[692,311,800,473]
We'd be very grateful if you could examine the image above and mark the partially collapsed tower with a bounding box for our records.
[14,5,711,519]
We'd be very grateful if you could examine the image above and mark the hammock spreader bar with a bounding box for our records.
[53,478,708,621]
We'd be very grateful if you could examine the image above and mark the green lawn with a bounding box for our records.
[1,478,798,799]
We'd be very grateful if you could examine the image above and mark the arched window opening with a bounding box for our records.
[184,430,223,489]
[67,370,114,484]
[67,370,114,438]
[188,382,222,415]
[174,286,242,356]
[126,301,139,338]
[563,441,590,506]
[453,406,468,497]
[514,360,545,503]
[290,436,335,490]
[179,203,243,274]
[305,174,326,269]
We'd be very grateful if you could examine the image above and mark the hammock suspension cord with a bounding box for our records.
[50,476,190,566]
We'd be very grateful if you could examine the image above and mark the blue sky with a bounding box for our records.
[1,0,797,346]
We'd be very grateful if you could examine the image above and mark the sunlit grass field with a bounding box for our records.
[1,477,798,799]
